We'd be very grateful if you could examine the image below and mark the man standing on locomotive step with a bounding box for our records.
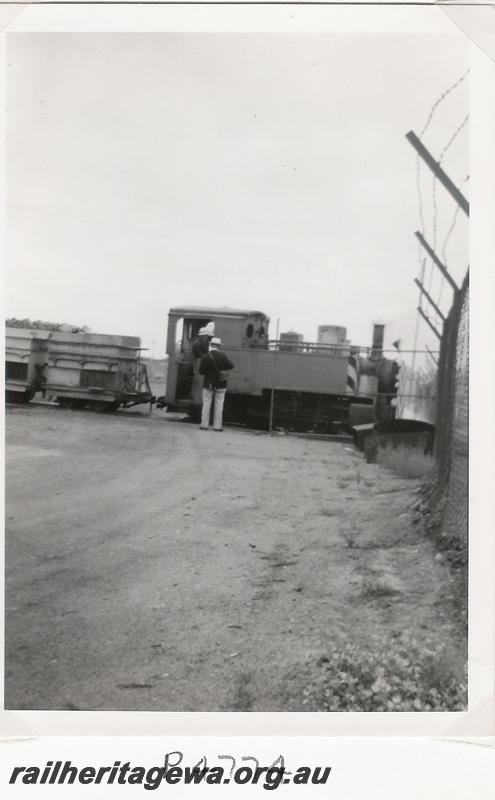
[192,322,214,358]
[198,337,234,431]
[191,322,214,385]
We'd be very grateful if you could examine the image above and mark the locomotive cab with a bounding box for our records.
[164,307,270,413]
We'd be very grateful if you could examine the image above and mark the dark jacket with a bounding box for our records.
[192,335,210,358]
[199,349,234,389]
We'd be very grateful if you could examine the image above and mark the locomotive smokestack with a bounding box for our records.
[371,324,385,359]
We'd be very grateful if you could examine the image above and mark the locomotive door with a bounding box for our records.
[175,317,212,404]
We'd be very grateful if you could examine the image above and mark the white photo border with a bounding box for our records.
[0,2,493,739]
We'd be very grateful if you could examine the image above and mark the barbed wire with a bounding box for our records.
[419,70,469,138]
[415,148,426,237]
[437,174,469,307]
[438,114,469,164]
[430,114,468,294]
[414,72,469,347]
[429,173,438,293]
[410,257,426,396]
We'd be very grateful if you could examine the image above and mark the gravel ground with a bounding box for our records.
[5,403,465,711]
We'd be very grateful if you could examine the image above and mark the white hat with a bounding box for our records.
[210,337,222,347]
[198,327,208,335]
[205,322,215,336]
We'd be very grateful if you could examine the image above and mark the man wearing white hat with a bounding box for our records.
[198,337,234,431]
[192,325,213,358]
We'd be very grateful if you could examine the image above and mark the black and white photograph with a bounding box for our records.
[4,11,475,719]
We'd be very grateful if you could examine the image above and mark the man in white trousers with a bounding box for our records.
[198,337,234,431]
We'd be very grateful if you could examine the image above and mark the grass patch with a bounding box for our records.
[300,634,467,711]
[320,507,342,518]
[377,444,434,479]
[361,576,401,598]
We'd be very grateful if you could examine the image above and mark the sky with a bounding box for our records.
[6,32,468,363]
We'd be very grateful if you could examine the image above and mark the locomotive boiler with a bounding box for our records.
[163,306,399,432]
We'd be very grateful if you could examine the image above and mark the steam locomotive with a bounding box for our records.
[163,306,399,432]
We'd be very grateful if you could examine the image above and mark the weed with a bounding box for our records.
[361,576,401,598]
[377,444,434,480]
[232,671,253,711]
[364,535,403,550]
[320,507,341,518]
[299,633,467,711]
[342,523,359,548]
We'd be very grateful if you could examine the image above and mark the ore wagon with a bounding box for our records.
[5,327,154,411]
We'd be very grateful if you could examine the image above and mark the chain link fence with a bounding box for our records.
[427,270,469,558]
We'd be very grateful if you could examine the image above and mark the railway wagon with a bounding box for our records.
[5,326,153,411]
[163,307,394,430]
[5,327,51,404]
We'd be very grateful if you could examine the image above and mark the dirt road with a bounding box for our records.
[5,404,464,711]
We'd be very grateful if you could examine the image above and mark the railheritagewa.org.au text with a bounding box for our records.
[9,753,332,791]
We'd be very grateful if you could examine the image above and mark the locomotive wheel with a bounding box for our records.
[271,391,299,426]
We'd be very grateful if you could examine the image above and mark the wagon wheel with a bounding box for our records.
[70,399,87,410]
[103,401,121,413]
[87,400,109,413]
[6,390,32,404]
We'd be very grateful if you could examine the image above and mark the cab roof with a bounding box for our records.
[169,306,269,320]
